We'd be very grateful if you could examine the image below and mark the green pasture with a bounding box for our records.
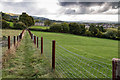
[31,31,118,78]
[2,29,118,78]
[6,21,14,28]
[29,26,50,30]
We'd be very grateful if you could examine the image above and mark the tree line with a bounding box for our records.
[1,12,119,40]
[2,12,34,29]
[49,22,119,40]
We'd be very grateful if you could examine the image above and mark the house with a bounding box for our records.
[35,22,44,26]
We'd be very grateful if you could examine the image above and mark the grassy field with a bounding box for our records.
[2,29,22,53]
[2,29,22,37]
[2,29,118,78]
[2,31,57,78]
[6,21,14,28]
[29,26,50,30]
[31,30,118,78]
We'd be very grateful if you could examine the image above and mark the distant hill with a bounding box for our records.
[32,16,49,21]
[6,13,19,16]
[1,12,63,23]
[32,16,63,23]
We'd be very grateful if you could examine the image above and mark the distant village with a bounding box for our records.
[34,21,118,29]
[2,12,119,29]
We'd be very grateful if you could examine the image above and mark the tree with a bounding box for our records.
[2,12,10,21]
[89,24,99,36]
[2,20,10,29]
[44,20,51,26]
[61,22,69,33]
[69,23,79,34]
[79,24,86,35]
[50,23,62,32]
[19,12,34,27]
[97,25,106,32]
[103,29,118,39]
[35,19,40,22]
[14,22,26,30]
[85,30,92,36]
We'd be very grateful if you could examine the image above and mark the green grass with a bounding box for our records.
[29,26,50,30]
[2,31,57,78]
[31,31,118,78]
[2,29,118,78]
[6,21,14,27]
[1,29,22,54]
[2,29,22,37]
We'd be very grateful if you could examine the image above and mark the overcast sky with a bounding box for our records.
[0,0,119,22]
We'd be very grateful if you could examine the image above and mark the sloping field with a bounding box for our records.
[2,29,118,79]
[29,26,49,30]
[31,31,118,78]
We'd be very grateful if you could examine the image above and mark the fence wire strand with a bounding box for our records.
[39,37,112,78]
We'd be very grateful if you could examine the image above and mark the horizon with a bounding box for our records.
[0,0,119,23]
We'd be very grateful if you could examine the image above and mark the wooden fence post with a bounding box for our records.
[112,58,120,80]
[37,37,38,48]
[19,34,21,41]
[41,37,43,54]
[52,40,55,71]
[14,36,16,46]
[8,36,10,49]
[31,34,33,40]
[21,30,24,35]
[17,36,18,42]
[34,36,36,45]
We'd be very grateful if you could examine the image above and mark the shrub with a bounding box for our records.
[118,30,120,40]
[96,30,103,38]
[44,20,51,26]
[79,24,86,35]
[14,22,26,30]
[89,24,99,37]
[69,23,79,34]
[2,20,10,29]
[97,26,106,32]
[85,30,92,36]
[61,22,69,33]
[50,23,62,32]
[103,29,118,39]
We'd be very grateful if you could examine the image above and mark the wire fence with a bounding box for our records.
[2,30,24,53]
[41,37,112,78]
[28,30,113,78]
[2,30,114,79]
[2,36,14,53]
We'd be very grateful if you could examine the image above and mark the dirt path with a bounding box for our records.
[2,31,56,79]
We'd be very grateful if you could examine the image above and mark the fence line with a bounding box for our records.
[56,49,98,78]
[26,30,115,78]
[56,44,112,71]
[56,48,109,78]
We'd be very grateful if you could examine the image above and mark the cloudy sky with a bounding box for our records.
[0,0,119,22]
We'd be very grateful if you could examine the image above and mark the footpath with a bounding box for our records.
[2,31,57,79]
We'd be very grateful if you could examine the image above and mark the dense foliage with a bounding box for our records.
[19,12,34,27]
[14,22,26,29]
[2,20,10,29]
[2,12,10,21]
[49,22,119,40]
[44,20,51,26]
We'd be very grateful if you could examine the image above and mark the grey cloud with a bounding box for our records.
[65,9,75,14]
[58,2,118,14]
